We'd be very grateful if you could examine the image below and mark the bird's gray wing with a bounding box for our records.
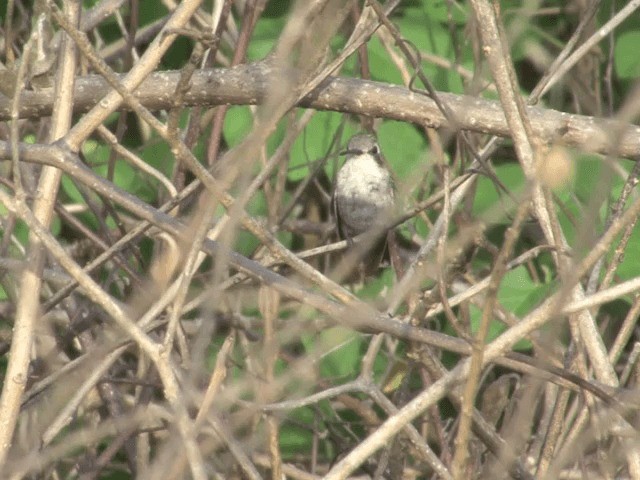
[332,190,351,241]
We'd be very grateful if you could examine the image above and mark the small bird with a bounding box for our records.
[333,133,395,273]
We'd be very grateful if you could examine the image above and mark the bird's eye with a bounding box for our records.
[370,145,380,155]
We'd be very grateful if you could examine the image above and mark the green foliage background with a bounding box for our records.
[1,0,639,476]
[56,0,640,458]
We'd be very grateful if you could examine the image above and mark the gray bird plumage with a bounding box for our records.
[333,134,395,272]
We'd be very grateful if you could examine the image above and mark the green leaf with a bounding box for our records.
[377,123,426,179]
[356,267,395,300]
[368,37,404,85]
[422,1,467,24]
[615,32,640,79]
[470,302,532,350]
[139,142,174,177]
[95,159,136,193]
[573,154,603,202]
[11,220,29,248]
[473,163,525,217]
[613,224,640,281]
[398,5,460,53]
[412,214,431,238]
[498,267,550,317]
[280,412,313,451]
[61,175,85,205]
[318,327,362,379]
[223,106,254,147]
[248,16,285,61]
[454,267,550,351]
[290,112,347,182]
[50,215,61,237]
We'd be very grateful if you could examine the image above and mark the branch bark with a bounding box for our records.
[2,62,639,159]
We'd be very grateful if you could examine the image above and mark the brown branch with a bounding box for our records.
[2,62,639,159]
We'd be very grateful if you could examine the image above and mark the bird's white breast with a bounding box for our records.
[335,154,395,237]
[336,155,394,203]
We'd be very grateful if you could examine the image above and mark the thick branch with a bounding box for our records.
[3,61,639,159]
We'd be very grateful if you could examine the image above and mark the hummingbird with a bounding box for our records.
[333,133,396,273]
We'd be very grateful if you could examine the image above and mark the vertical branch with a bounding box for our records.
[451,186,531,478]
[0,0,80,469]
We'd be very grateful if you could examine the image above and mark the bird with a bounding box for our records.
[333,133,396,274]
